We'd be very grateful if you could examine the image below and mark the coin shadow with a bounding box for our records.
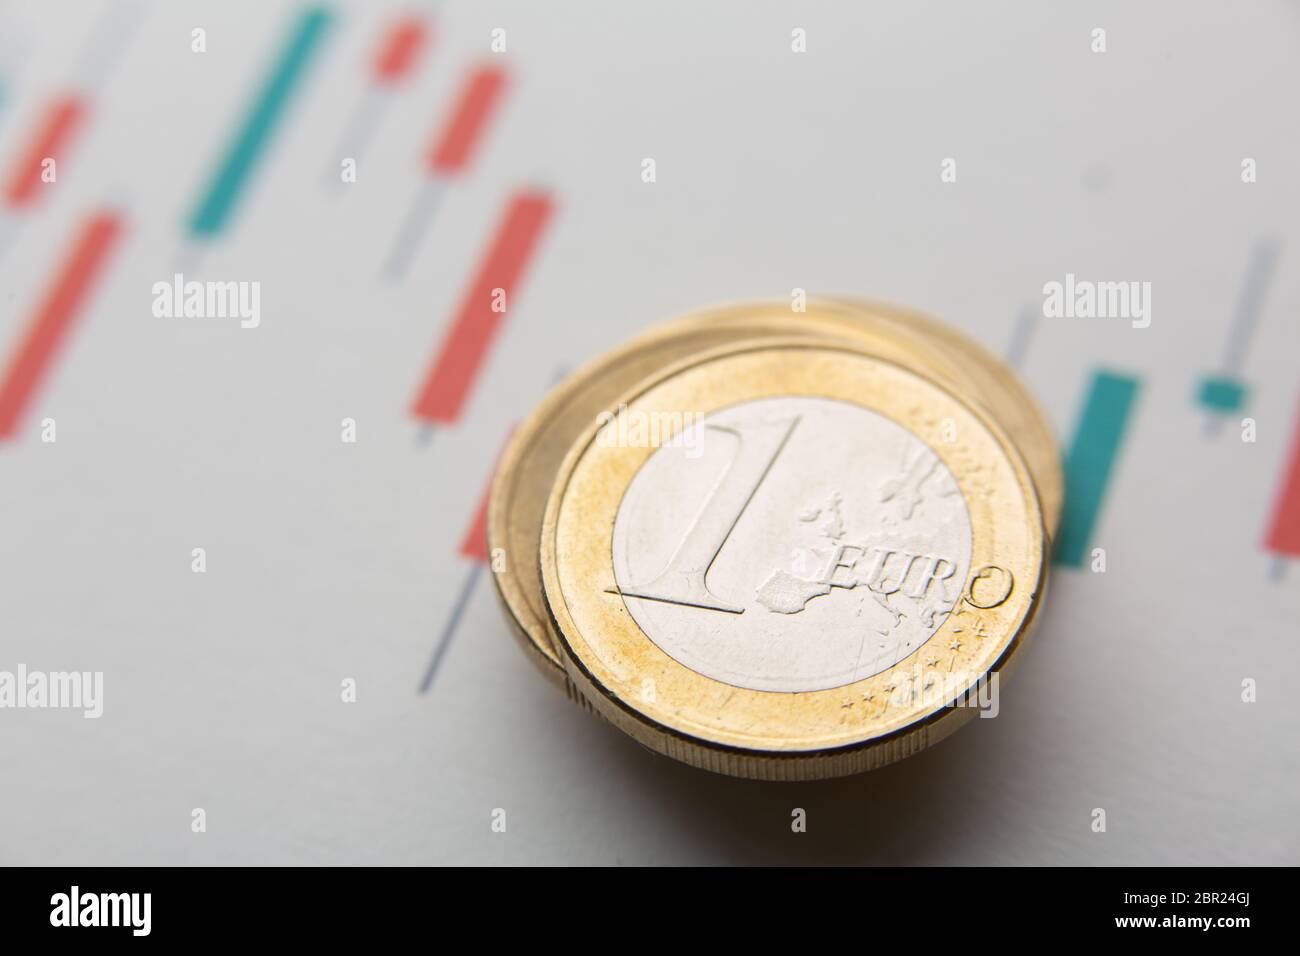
[590,714,1016,865]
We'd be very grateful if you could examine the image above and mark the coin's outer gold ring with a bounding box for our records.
[540,338,1048,780]
[488,299,1059,691]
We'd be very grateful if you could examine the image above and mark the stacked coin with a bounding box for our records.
[488,299,1057,780]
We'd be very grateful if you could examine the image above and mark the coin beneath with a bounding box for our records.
[540,340,1047,779]
[489,299,1059,691]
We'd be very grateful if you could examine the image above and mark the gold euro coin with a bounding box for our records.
[539,339,1047,779]
[487,299,1059,695]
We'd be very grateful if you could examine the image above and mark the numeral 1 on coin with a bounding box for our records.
[613,417,799,612]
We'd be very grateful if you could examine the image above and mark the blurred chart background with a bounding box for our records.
[1,0,1297,864]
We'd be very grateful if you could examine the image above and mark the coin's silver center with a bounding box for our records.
[610,396,973,692]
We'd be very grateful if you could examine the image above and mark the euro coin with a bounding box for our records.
[488,299,1058,693]
[539,339,1047,779]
